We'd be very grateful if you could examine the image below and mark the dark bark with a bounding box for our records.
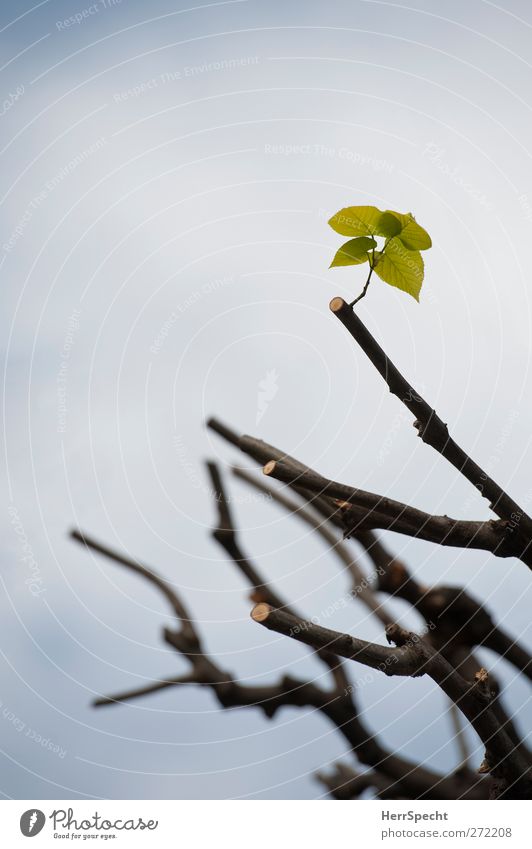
[71,527,487,799]
[206,461,350,692]
[263,458,513,558]
[251,604,532,798]
[329,297,532,569]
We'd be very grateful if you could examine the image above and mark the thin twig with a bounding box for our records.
[231,465,393,626]
[93,674,197,707]
[348,263,375,308]
[206,461,350,692]
[448,702,472,771]
[70,529,198,646]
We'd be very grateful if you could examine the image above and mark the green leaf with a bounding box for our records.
[373,238,424,301]
[328,206,385,237]
[386,211,432,250]
[330,236,376,267]
[377,211,403,238]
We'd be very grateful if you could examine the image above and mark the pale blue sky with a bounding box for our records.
[1,0,531,799]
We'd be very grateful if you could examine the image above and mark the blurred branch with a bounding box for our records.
[251,603,532,797]
[375,560,532,682]
[316,762,405,800]
[71,528,341,716]
[209,417,423,593]
[66,282,532,801]
[208,417,530,794]
[206,460,350,692]
[448,702,471,772]
[71,527,483,799]
[93,674,196,707]
[70,529,199,649]
[231,465,393,626]
[208,417,339,519]
[206,462,289,612]
[377,561,531,769]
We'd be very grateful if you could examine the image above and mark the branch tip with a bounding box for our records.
[251,602,272,623]
[329,296,346,313]
[263,460,277,476]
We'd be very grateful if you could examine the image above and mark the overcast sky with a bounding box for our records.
[1,0,531,799]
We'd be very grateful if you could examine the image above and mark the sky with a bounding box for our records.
[1,0,531,800]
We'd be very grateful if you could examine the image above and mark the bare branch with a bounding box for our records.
[329,297,532,568]
[209,417,530,791]
[232,466,393,626]
[251,603,532,797]
[71,528,339,717]
[362,534,531,763]
[206,462,288,611]
[251,603,422,675]
[209,418,450,593]
[93,674,197,707]
[448,702,472,772]
[316,762,406,800]
[68,278,532,803]
[376,560,532,682]
[70,529,199,648]
[206,461,350,692]
[208,417,339,519]
[72,526,484,798]
[263,459,512,557]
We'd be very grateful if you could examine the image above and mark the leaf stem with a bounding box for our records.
[348,242,389,309]
[348,266,374,308]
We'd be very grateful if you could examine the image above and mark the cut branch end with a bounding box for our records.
[329,296,346,314]
[251,602,273,623]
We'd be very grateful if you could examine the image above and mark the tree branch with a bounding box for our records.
[375,558,531,765]
[93,674,197,707]
[70,528,341,717]
[263,459,513,557]
[70,529,199,649]
[206,461,350,692]
[231,465,393,626]
[448,702,472,772]
[316,762,406,800]
[376,560,532,682]
[208,417,339,520]
[251,603,422,675]
[206,462,289,612]
[208,417,531,779]
[329,297,532,568]
[72,526,484,799]
[251,603,532,797]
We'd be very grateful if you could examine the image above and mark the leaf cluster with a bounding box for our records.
[329,206,432,301]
